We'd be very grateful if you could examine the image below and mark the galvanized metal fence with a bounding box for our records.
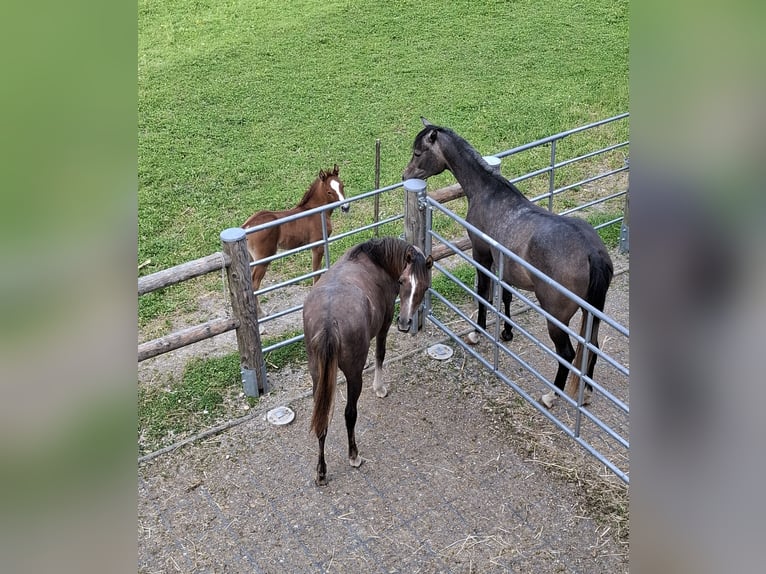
[138,113,629,480]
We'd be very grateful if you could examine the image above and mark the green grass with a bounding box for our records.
[138,352,245,452]
[139,0,628,324]
[138,332,309,452]
[432,263,476,307]
[262,331,307,369]
[588,212,624,249]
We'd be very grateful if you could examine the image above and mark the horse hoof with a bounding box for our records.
[375,386,388,398]
[501,329,513,342]
[315,475,328,486]
[540,391,556,409]
[467,331,480,345]
[349,456,363,468]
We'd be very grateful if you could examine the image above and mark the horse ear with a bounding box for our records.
[332,164,339,175]
[319,169,327,180]
[425,255,433,269]
[421,117,433,127]
[427,129,438,144]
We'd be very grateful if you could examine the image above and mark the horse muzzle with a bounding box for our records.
[341,203,350,213]
[396,316,412,332]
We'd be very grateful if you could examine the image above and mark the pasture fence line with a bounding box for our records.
[138,114,630,470]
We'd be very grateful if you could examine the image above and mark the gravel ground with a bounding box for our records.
[138,249,629,573]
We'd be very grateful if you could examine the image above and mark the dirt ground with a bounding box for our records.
[138,245,629,573]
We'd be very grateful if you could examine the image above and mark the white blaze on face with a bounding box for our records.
[405,246,426,320]
[406,270,418,319]
[329,178,345,202]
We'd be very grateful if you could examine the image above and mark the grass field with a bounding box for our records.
[139,0,628,284]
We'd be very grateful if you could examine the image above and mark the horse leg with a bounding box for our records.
[540,321,576,409]
[247,229,278,320]
[310,246,325,285]
[372,329,389,398]
[563,311,603,405]
[250,263,268,318]
[468,251,494,345]
[500,287,514,342]
[316,431,328,486]
[345,371,364,468]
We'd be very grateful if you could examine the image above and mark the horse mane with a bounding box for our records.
[296,166,340,208]
[348,237,431,282]
[436,126,487,165]
[348,237,410,278]
[428,125,528,200]
[296,176,322,208]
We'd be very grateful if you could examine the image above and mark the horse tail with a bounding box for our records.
[565,254,613,398]
[580,252,613,350]
[309,321,341,438]
[586,252,613,313]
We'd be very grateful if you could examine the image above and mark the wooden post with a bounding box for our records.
[220,228,268,396]
[403,178,428,333]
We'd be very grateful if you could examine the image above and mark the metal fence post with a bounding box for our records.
[620,190,629,254]
[220,227,269,396]
[403,178,428,332]
[483,155,502,174]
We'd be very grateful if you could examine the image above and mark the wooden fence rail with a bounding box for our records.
[138,252,230,296]
[138,317,239,362]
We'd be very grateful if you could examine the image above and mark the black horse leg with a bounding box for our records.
[565,312,603,401]
[541,322,576,408]
[372,329,389,398]
[584,341,599,395]
[469,259,493,345]
[500,287,514,342]
[583,318,603,395]
[316,432,328,486]
[345,374,363,468]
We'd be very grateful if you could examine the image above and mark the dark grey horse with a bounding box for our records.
[303,237,433,485]
[402,118,613,408]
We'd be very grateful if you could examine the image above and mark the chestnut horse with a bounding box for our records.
[242,165,349,316]
[303,237,433,485]
[403,118,613,409]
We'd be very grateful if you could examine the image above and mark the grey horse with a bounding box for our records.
[403,118,612,408]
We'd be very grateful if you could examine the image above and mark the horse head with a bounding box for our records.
[402,117,450,181]
[396,245,433,332]
[319,164,350,213]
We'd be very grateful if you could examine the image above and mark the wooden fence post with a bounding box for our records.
[220,227,269,396]
[403,178,429,332]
